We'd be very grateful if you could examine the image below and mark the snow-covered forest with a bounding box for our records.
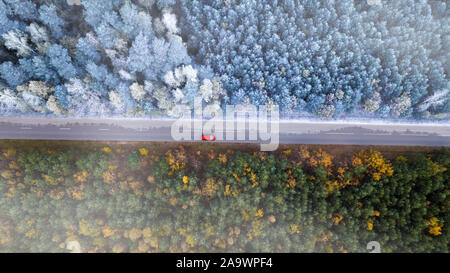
[0,0,448,120]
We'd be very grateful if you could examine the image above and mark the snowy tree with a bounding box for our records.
[128,32,152,73]
[144,81,154,93]
[417,90,449,112]
[4,0,37,21]
[183,65,199,83]
[391,92,412,118]
[76,37,101,64]
[26,23,50,55]
[152,16,165,35]
[164,65,198,88]
[115,82,136,113]
[2,30,33,57]
[163,70,177,87]
[0,88,27,113]
[162,10,179,34]
[152,87,171,110]
[0,62,28,87]
[95,21,119,49]
[160,64,202,113]
[46,44,77,80]
[377,105,390,118]
[54,85,68,109]
[317,104,336,119]
[38,4,66,39]
[156,0,176,10]
[65,78,110,117]
[203,101,222,119]
[46,95,64,115]
[118,70,136,81]
[86,61,108,82]
[366,0,381,6]
[113,37,128,53]
[335,89,345,100]
[364,92,381,113]
[142,100,154,114]
[137,0,155,8]
[16,81,53,99]
[172,88,184,103]
[67,0,81,5]
[21,91,45,113]
[119,1,140,38]
[85,32,101,48]
[166,35,190,69]
[199,79,213,103]
[210,77,226,101]
[130,82,146,101]
[120,1,153,39]
[109,90,125,113]
[0,1,18,35]
[19,56,60,85]
[81,0,118,28]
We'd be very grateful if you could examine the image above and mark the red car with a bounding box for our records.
[202,134,216,141]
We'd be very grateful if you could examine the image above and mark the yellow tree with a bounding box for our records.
[427,217,443,236]
[353,150,393,181]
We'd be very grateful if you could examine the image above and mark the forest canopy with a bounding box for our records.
[0,0,448,120]
[0,141,448,253]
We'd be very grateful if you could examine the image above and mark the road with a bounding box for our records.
[0,117,449,146]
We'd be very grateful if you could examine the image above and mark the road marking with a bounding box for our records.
[363,133,391,136]
[99,128,110,131]
[20,127,32,130]
[325,132,354,135]
[400,134,426,136]
[59,128,71,130]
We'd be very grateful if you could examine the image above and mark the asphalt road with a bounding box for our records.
[0,118,449,146]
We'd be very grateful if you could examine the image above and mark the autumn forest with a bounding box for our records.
[0,141,448,253]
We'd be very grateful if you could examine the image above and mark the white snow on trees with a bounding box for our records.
[2,30,33,56]
[130,82,146,101]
